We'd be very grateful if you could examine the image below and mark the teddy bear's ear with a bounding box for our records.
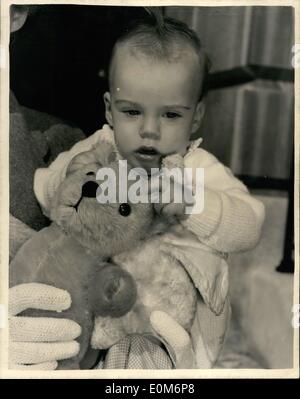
[93,142,117,166]
[161,242,229,316]
[107,151,117,163]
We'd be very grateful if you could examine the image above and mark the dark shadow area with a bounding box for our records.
[10,5,147,135]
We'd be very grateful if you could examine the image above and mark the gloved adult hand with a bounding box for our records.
[9,283,81,370]
[150,310,196,369]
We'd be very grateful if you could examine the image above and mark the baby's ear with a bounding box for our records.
[191,101,205,134]
[103,92,113,128]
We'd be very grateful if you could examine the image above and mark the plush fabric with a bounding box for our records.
[9,214,37,262]
[9,91,85,230]
[10,144,199,369]
[92,233,197,350]
[9,154,151,369]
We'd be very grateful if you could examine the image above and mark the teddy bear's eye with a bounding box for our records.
[119,203,131,217]
[86,171,95,176]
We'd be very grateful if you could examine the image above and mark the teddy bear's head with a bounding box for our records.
[49,147,155,258]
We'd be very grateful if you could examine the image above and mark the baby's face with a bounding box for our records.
[104,47,205,172]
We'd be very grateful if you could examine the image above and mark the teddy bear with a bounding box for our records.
[10,142,198,369]
[9,143,155,369]
[76,147,198,352]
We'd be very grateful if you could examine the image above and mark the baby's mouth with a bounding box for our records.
[134,146,161,161]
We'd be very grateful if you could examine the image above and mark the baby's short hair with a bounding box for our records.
[109,13,210,101]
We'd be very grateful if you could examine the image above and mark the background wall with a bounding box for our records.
[166,6,294,181]
[11,5,294,182]
[10,5,146,135]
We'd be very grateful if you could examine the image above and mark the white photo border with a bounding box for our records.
[0,0,299,379]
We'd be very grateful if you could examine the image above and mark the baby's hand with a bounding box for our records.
[153,154,194,223]
[155,195,194,225]
[162,153,185,170]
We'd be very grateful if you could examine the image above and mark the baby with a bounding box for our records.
[11,15,265,369]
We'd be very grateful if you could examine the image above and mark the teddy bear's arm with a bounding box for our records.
[9,226,56,287]
[91,315,129,350]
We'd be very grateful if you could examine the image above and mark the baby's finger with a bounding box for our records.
[10,341,80,365]
[10,361,58,370]
[161,203,185,218]
[9,283,71,316]
[162,154,185,170]
[10,316,81,342]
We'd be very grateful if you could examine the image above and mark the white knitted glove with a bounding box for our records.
[9,283,81,370]
[150,311,196,369]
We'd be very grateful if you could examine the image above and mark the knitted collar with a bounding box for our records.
[100,124,203,159]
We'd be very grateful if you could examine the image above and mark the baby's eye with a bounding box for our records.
[122,110,141,117]
[163,112,182,119]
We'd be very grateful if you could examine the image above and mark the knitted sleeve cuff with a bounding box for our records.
[181,189,222,239]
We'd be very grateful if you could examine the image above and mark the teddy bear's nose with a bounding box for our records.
[81,181,99,198]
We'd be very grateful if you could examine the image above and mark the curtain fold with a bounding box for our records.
[166,6,294,180]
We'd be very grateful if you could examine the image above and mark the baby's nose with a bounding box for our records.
[81,181,99,198]
[140,118,160,140]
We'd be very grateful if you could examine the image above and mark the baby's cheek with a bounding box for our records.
[114,136,132,158]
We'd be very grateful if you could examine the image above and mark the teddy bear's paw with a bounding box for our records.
[91,317,126,350]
